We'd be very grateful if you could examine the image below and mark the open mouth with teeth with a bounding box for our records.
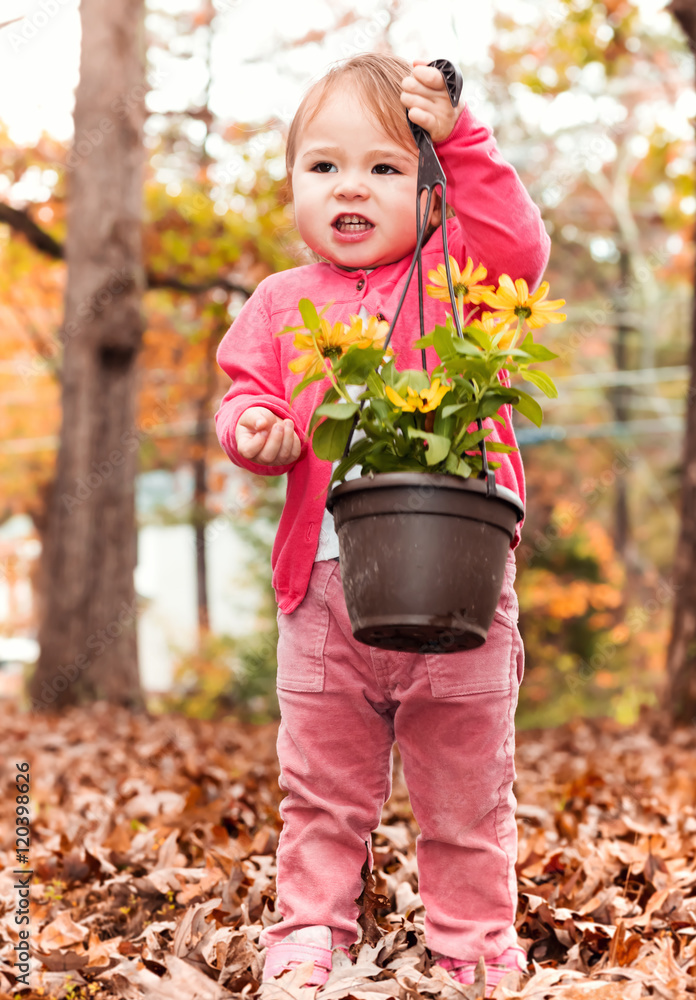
[333,214,375,232]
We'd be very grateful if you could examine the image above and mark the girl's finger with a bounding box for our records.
[406,106,436,132]
[411,63,445,90]
[401,78,448,106]
[402,91,440,113]
[277,420,294,463]
[240,428,267,459]
[257,420,283,463]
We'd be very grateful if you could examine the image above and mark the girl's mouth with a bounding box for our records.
[332,213,375,242]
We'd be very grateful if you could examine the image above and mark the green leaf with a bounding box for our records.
[275,321,302,337]
[452,338,484,357]
[446,451,473,477]
[380,358,399,387]
[457,427,493,451]
[433,409,454,438]
[307,387,340,433]
[477,392,514,421]
[365,398,393,426]
[396,369,430,393]
[491,348,532,360]
[365,370,385,398]
[520,331,559,361]
[412,334,434,349]
[462,325,490,350]
[433,324,457,361]
[336,344,384,383]
[364,452,426,474]
[441,403,466,419]
[441,357,492,381]
[512,388,544,427]
[313,401,360,420]
[521,368,558,398]
[298,298,320,330]
[484,440,518,453]
[312,416,354,461]
[406,427,451,466]
[290,370,326,401]
[329,437,375,485]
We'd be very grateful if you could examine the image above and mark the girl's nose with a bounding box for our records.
[333,172,369,199]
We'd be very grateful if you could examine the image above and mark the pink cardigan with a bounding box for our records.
[214,105,551,614]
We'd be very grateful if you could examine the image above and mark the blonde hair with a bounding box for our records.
[286,53,416,190]
[283,52,453,243]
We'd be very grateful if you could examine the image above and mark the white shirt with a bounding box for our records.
[314,302,371,561]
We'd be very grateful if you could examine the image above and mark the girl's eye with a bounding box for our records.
[311,162,336,173]
[373,164,400,174]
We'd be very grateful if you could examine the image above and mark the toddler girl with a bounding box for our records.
[215,52,550,997]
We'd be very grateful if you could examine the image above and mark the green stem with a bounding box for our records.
[310,328,351,403]
[462,305,479,327]
[508,315,524,351]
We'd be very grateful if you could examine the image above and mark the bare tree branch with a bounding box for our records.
[668,0,696,52]
[0,202,251,299]
[0,203,64,258]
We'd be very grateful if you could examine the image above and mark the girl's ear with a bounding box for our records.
[427,191,443,230]
[419,189,443,231]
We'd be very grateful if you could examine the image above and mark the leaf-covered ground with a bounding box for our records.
[1,702,695,999]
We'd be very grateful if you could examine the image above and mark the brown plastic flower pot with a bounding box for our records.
[326,472,524,653]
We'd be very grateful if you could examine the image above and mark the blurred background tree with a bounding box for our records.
[665,0,696,720]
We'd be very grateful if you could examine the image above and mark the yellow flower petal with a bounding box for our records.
[514,278,529,302]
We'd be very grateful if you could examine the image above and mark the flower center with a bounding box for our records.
[321,344,344,360]
[454,283,469,297]
[515,306,532,319]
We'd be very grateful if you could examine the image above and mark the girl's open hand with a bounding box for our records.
[400,60,464,144]
[236,407,302,465]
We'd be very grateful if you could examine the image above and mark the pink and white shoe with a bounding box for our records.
[435,945,527,998]
[262,926,348,987]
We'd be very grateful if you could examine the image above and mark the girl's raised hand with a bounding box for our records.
[236,407,302,466]
[400,60,464,144]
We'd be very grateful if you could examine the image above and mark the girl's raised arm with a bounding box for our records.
[434,104,551,293]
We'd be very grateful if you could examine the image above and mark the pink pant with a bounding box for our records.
[258,550,524,962]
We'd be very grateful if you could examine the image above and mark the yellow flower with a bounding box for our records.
[426,256,495,305]
[346,313,390,348]
[469,311,517,350]
[289,314,390,379]
[481,275,567,330]
[289,319,355,378]
[385,377,450,413]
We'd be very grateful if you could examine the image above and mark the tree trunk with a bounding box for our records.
[611,247,632,562]
[192,329,219,638]
[29,0,146,713]
[665,0,696,721]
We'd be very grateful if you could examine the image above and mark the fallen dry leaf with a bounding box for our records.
[1,703,696,998]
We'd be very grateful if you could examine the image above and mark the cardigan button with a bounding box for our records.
[356,278,365,290]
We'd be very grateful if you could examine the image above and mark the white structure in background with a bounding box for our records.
[0,464,266,697]
[0,516,40,698]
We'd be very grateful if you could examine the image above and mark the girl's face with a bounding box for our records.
[291,86,440,269]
